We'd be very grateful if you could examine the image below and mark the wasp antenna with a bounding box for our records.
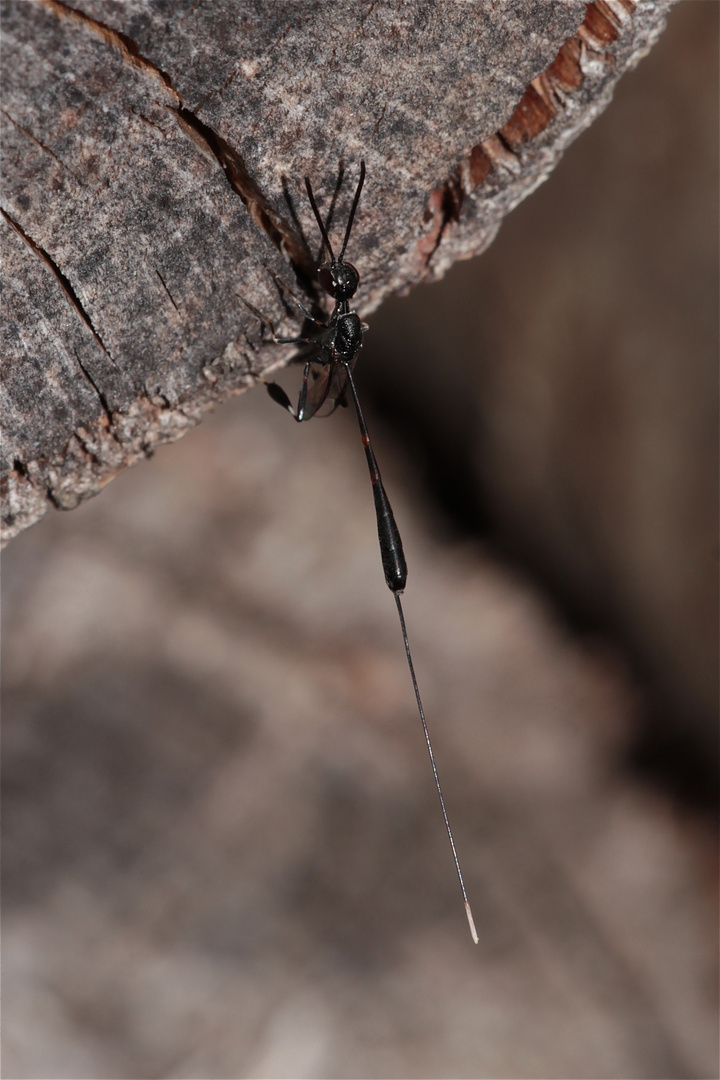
[322,162,346,241]
[339,160,366,262]
[305,175,335,264]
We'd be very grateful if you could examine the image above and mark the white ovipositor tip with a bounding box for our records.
[465,901,479,945]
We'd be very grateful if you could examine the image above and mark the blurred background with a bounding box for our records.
[3,3,717,1077]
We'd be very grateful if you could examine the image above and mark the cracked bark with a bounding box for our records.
[1,0,673,544]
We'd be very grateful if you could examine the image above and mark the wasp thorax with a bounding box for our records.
[335,312,362,357]
[319,261,360,301]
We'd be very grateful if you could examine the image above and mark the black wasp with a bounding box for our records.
[259,161,478,944]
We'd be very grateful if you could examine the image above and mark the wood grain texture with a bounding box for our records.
[1,0,673,543]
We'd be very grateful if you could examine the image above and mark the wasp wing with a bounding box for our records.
[302,355,357,420]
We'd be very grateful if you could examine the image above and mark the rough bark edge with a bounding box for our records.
[400,0,674,289]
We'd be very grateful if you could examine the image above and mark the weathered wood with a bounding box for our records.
[1,0,672,544]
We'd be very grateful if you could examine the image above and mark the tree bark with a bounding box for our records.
[1,0,672,544]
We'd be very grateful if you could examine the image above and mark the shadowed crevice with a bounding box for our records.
[0,207,114,362]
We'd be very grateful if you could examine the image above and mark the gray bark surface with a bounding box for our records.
[1,0,672,543]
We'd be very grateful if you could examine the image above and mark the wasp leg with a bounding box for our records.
[265,359,317,423]
[268,269,327,328]
[265,380,296,417]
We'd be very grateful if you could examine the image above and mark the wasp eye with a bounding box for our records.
[318,266,336,297]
